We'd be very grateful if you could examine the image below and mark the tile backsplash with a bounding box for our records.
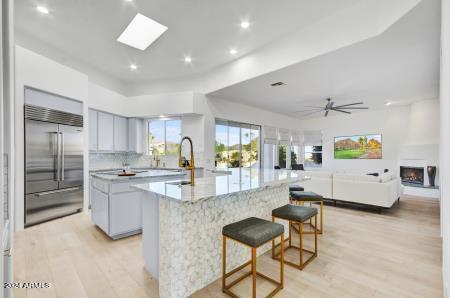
[89,152,204,171]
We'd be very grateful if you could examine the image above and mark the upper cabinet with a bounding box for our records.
[88,108,144,153]
[97,111,114,151]
[128,118,144,154]
[114,116,128,152]
[89,109,98,151]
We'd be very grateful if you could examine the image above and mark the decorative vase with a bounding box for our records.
[427,166,436,187]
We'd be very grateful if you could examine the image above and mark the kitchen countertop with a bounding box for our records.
[133,168,308,203]
[91,169,186,181]
[89,167,203,173]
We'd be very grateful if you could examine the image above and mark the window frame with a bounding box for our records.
[214,119,261,170]
[303,144,323,169]
[146,117,182,156]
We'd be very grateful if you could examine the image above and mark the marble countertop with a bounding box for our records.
[91,169,186,181]
[133,168,308,203]
[89,167,203,173]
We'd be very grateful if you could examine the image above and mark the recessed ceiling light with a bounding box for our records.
[385,101,392,106]
[184,56,192,63]
[240,21,250,29]
[36,6,49,14]
[229,49,237,55]
[129,64,137,70]
[159,115,166,118]
[117,13,168,51]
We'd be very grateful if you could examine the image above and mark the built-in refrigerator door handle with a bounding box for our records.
[60,132,65,181]
[54,132,61,182]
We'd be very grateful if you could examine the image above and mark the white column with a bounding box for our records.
[440,0,450,296]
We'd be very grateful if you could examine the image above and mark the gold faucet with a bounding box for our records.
[179,136,195,186]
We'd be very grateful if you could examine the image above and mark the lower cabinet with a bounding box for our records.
[91,178,144,239]
[90,174,184,239]
[110,192,142,236]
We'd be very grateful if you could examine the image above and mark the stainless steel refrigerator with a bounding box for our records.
[24,104,84,227]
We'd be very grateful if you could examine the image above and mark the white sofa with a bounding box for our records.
[332,173,400,208]
[298,170,333,198]
[296,171,400,208]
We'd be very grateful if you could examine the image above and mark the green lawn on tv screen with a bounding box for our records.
[334,149,366,159]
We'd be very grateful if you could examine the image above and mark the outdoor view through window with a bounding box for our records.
[148,119,181,155]
[215,120,260,169]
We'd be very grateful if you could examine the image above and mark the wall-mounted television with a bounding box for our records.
[334,134,382,159]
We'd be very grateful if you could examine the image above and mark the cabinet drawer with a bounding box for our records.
[92,178,110,194]
[110,181,143,194]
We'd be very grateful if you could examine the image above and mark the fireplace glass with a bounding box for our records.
[400,166,424,185]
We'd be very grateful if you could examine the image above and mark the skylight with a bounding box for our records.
[117,13,168,51]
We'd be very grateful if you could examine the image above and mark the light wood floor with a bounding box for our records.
[13,196,442,298]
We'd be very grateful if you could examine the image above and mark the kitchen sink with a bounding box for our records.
[166,181,191,186]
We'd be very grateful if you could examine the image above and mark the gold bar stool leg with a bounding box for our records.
[289,220,292,247]
[299,220,303,267]
[320,201,323,234]
[314,215,318,256]
[280,233,284,289]
[252,248,256,298]
[222,236,226,292]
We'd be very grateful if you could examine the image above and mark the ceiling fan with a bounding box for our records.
[296,98,368,117]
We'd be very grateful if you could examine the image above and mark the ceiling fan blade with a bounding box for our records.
[333,109,351,114]
[299,110,323,117]
[331,107,368,110]
[294,108,324,112]
[325,110,329,117]
[302,105,324,109]
[333,102,364,108]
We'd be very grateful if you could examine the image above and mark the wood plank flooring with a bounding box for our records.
[13,195,442,298]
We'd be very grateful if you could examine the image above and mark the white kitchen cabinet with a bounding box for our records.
[110,192,142,235]
[91,187,109,233]
[114,116,128,151]
[128,118,144,153]
[97,112,114,151]
[88,109,98,151]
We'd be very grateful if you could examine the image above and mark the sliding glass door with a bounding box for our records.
[215,120,260,170]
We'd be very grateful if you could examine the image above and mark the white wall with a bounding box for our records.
[298,99,440,175]
[14,45,89,231]
[440,0,450,296]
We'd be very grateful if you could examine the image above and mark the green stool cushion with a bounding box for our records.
[272,204,317,222]
[290,191,323,201]
[222,217,284,248]
[289,185,305,192]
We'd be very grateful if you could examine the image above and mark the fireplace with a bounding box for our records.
[400,166,424,185]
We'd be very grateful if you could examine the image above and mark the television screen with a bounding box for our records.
[334,134,382,159]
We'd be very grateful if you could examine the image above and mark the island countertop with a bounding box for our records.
[91,169,186,181]
[133,168,307,203]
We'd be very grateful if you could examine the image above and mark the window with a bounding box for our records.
[278,145,287,169]
[304,145,322,168]
[290,145,299,166]
[148,119,181,155]
[215,120,260,169]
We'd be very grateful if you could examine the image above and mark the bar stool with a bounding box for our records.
[290,191,324,234]
[288,185,304,203]
[271,204,318,270]
[222,217,285,298]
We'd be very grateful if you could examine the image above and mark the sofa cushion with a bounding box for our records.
[333,173,381,183]
[380,172,393,183]
[301,170,333,179]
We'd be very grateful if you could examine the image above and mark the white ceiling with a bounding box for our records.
[15,0,359,83]
[209,0,441,119]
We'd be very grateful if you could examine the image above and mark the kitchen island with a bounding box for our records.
[133,168,307,298]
